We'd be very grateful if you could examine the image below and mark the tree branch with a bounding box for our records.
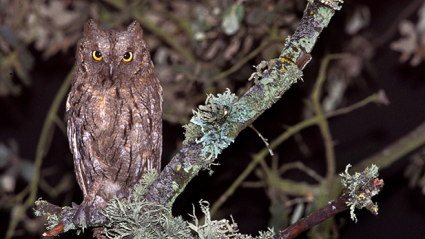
[274,165,384,239]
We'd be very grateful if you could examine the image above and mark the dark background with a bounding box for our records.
[1,0,425,238]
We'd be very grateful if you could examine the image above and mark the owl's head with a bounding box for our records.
[76,20,153,85]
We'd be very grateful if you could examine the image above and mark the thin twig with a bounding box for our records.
[250,125,274,156]
[53,114,67,136]
[351,120,425,173]
[311,54,338,193]
[10,184,31,203]
[278,161,324,182]
[242,181,267,188]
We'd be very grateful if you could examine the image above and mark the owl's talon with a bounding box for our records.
[72,204,91,228]
[116,190,129,200]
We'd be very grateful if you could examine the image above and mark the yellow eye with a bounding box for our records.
[123,52,133,62]
[92,51,102,61]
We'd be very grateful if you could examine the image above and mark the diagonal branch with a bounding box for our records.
[274,164,384,239]
[145,0,341,207]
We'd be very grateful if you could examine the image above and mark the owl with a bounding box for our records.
[66,20,162,227]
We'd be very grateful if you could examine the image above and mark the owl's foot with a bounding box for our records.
[72,202,91,228]
[93,227,108,239]
[116,190,129,200]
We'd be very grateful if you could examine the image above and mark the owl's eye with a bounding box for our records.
[123,52,133,62]
[92,51,102,61]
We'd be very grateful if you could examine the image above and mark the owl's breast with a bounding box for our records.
[90,87,124,130]
[93,92,112,130]
[84,86,141,162]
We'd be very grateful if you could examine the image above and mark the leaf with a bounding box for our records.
[0,27,18,48]
[390,20,418,63]
[19,160,35,183]
[221,4,244,35]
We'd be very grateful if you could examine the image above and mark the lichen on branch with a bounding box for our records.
[183,89,239,161]
[340,164,383,222]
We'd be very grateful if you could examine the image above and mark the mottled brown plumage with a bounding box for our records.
[66,20,162,225]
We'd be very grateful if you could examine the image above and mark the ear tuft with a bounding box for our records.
[127,21,143,38]
[83,19,98,37]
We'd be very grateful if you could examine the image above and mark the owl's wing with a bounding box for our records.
[120,75,162,187]
[66,94,89,197]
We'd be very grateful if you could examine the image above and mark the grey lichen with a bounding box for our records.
[248,59,278,82]
[340,164,381,222]
[308,0,344,11]
[101,169,192,239]
[34,199,78,233]
[254,63,303,109]
[189,200,276,239]
[103,171,275,239]
[183,89,239,160]
[45,214,60,231]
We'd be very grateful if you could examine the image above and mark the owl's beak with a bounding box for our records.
[109,62,114,79]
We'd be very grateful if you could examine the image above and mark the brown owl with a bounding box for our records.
[66,20,162,228]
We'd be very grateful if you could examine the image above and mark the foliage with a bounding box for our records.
[390,2,425,66]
